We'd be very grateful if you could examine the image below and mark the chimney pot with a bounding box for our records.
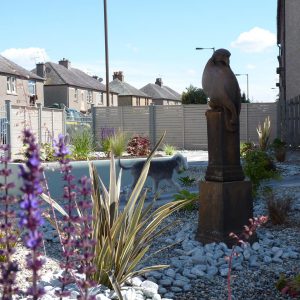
[113,71,124,82]
[36,63,46,78]
[59,58,71,69]
[155,78,163,87]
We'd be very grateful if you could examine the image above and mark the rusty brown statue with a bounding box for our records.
[202,48,241,132]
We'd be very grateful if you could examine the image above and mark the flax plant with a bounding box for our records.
[89,133,194,290]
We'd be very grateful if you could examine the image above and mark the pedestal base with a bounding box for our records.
[197,180,253,247]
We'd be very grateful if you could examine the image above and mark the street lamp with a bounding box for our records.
[103,0,110,106]
[195,47,215,53]
[235,73,249,101]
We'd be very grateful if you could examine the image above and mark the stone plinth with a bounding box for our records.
[205,110,244,182]
[197,180,253,247]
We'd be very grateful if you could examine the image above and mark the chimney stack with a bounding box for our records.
[36,63,46,78]
[113,71,124,82]
[59,58,71,69]
[155,78,163,87]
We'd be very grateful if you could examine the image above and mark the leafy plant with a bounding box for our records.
[127,135,151,156]
[256,116,271,151]
[70,128,94,160]
[242,149,279,196]
[108,130,128,157]
[100,128,115,157]
[240,142,254,158]
[276,274,300,298]
[173,190,198,210]
[178,176,196,188]
[163,144,176,156]
[40,143,56,161]
[271,138,286,162]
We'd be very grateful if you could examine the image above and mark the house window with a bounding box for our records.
[74,88,78,102]
[87,90,93,103]
[7,76,17,94]
[28,80,36,95]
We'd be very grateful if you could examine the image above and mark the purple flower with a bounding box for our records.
[0,145,19,299]
[19,129,45,299]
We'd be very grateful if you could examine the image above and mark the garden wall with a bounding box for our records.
[92,103,278,150]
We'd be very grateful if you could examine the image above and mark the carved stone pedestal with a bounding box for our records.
[197,180,253,247]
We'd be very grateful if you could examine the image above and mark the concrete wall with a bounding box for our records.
[285,0,300,99]
[0,76,44,106]
[93,103,278,150]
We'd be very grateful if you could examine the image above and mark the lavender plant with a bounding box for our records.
[53,134,77,299]
[0,145,19,299]
[19,130,45,300]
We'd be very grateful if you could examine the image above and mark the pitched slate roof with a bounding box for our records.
[34,62,118,93]
[0,55,43,80]
[140,83,181,101]
[109,78,150,97]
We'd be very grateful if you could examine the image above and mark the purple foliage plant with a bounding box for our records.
[0,145,19,299]
[19,130,45,300]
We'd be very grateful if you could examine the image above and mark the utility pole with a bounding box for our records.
[103,0,110,106]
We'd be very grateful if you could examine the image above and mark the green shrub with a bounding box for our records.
[243,149,279,196]
[173,189,198,211]
[163,144,176,156]
[40,143,56,161]
[256,116,271,151]
[240,142,254,158]
[70,128,94,160]
[178,176,196,188]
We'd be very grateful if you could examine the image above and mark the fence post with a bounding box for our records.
[246,103,249,141]
[5,100,12,158]
[91,104,96,143]
[149,104,156,147]
[37,103,42,145]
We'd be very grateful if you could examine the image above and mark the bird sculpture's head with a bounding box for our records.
[212,48,231,66]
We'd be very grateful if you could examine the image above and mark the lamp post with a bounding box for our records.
[235,73,249,101]
[103,0,110,106]
[195,47,215,53]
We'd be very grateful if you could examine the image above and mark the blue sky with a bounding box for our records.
[0,0,278,102]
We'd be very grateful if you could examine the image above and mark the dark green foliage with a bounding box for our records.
[240,142,254,157]
[242,149,279,196]
[70,128,94,160]
[272,138,286,149]
[178,176,196,188]
[173,190,198,211]
[276,274,300,298]
[181,85,207,104]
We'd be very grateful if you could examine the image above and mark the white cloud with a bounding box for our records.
[0,47,49,69]
[186,69,197,76]
[231,27,276,53]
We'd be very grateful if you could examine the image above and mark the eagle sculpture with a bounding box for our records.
[202,48,241,132]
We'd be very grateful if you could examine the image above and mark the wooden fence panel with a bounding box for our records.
[155,106,184,148]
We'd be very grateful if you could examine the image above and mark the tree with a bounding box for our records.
[241,92,250,103]
[181,85,207,104]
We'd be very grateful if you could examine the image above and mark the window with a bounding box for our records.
[6,76,17,94]
[74,88,78,102]
[28,80,36,95]
[87,90,93,103]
